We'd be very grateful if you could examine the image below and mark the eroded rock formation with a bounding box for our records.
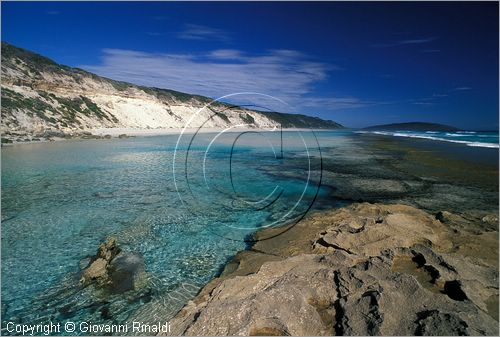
[165,203,499,336]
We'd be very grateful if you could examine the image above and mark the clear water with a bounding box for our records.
[1,130,329,334]
[356,130,499,148]
[2,129,496,334]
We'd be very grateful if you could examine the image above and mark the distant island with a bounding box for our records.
[1,42,343,143]
[363,122,459,132]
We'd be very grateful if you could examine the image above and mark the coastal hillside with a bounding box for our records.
[363,122,459,131]
[0,42,343,142]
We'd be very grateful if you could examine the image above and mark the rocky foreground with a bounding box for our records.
[165,203,499,336]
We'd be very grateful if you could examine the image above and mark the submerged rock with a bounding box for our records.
[80,237,120,286]
[80,237,147,293]
[20,237,152,325]
[108,252,147,293]
[81,258,108,284]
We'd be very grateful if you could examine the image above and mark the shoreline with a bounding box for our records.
[356,130,499,149]
[3,127,498,155]
[1,126,344,146]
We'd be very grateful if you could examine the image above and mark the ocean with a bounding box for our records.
[1,130,327,334]
[1,129,498,335]
[356,130,499,148]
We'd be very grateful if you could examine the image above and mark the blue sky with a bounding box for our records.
[2,1,498,129]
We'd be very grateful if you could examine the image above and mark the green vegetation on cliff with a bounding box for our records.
[1,41,344,131]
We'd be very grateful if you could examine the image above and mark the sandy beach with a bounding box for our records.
[90,126,337,137]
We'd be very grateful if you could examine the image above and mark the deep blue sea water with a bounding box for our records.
[1,130,331,333]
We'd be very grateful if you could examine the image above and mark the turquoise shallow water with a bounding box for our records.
[3,129,496,334]
[1,130,330,333]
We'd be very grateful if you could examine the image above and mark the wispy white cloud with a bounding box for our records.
[299,97,376,110]
[208,49,243,60]
[373,37,437,48]
[81,48,371,112]
[176,24,231,42]
[412,101,435,106]
[405,86,470,107]
[398,37,437,45]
